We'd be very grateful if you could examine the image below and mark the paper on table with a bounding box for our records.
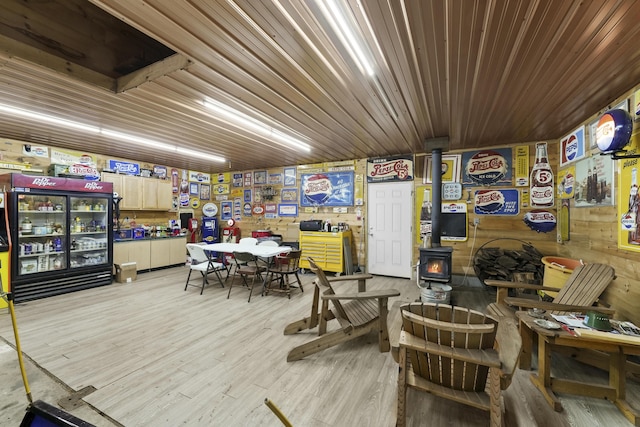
[551,314,591,329]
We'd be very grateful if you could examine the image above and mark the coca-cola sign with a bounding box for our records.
[462,149,511,185]
[366,154,414,182]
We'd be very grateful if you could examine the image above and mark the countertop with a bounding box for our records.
[114,234,187,243]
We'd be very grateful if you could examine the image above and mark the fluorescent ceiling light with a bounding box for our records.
[0,103,101,134]
[203,99,311,152]
[0,103,226,163]
[320,0,375,76]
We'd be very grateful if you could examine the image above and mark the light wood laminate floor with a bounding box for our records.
[1,266,639,426]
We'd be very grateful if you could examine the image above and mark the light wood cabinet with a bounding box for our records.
[129,240,151,270]
[121,175,141,210]
[150,239,172,269]
[101,173,122,197]
[113,236,185,271]
[170,237,187,265]
[142,179,172,210]
[102,173,172,211]
[299,230,352,273]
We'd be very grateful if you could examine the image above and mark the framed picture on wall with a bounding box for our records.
[278,204,298,217]
[254,170,267,185]
[424,154,461,184]
[189,182,199,195]
[199,184,210,200]
[284,167,297,186]
[281,188,297,202]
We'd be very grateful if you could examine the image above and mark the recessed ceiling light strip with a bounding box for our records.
[0,103,226,163]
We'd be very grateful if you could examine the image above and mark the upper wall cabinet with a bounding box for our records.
[101,173,172,211]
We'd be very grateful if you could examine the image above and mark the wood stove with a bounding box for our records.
[419,247,453,283]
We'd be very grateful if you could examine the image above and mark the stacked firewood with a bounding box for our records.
[473,242,544,286]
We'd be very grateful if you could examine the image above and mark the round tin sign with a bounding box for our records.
[596,109,633,153]
[202,202,218,217]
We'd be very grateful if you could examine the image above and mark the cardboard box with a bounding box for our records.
[115,262,137,283]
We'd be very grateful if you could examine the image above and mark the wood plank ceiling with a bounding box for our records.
[0,0,639,173]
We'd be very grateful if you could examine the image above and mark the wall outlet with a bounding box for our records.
[473,218,480,225]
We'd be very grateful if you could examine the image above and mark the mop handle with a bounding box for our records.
[7,291,32,403]
[264,398,293,427]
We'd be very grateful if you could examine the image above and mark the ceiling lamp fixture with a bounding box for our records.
[318,0,398,119]
[0,103,226,163]
[319,0,375,76]
[203,99,311,152]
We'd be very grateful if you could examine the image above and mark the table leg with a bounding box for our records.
[519,319,532,370]
[530,336,563,412]
[611,349,640,426]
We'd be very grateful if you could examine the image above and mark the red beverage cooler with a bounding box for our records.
[0,174,113,303]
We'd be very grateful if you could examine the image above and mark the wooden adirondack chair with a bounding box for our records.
[283,258,400,362]
[396,303,521,427]
[485,263,616,319]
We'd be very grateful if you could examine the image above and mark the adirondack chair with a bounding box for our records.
[396,303,521,427]
[485,263,616,319]
[283,258,400,362]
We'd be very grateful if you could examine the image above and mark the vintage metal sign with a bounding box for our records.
[474,189,519,215]
[107,159,140,175]
[462,148,512,185]
[366,154,414,183]
[300,172,354,207]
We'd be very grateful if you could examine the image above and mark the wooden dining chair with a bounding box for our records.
[264,250,303,298]
[395,303,521,427]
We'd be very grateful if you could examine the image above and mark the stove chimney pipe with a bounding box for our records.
[431,148,443,247]
[423,137,449,248]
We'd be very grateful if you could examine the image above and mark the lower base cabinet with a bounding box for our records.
[114,237,186,272]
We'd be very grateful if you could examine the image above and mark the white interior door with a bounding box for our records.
[366,181,413,278]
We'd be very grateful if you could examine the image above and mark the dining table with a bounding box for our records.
[202,242,292,294]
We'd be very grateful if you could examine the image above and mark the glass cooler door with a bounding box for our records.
[69,196,109,269]
[17,194,67,276]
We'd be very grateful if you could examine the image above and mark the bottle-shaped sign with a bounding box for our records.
[530,142,554,207]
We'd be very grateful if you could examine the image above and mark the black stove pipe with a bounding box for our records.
[431,148,442,247]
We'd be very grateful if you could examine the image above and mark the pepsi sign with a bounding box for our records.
[523,209,556,233]
[596,109,633,153]
[474,189,519,215]
[464,150,509,185]
[560,126,585,167]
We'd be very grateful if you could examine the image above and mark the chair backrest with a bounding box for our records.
[233,251,257,265]
[275,250,302,271]
[553,263,615,307]
[239,237,258,246]
[186,243,209,264]
[400,303,498,392]
[308,257,349,321]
